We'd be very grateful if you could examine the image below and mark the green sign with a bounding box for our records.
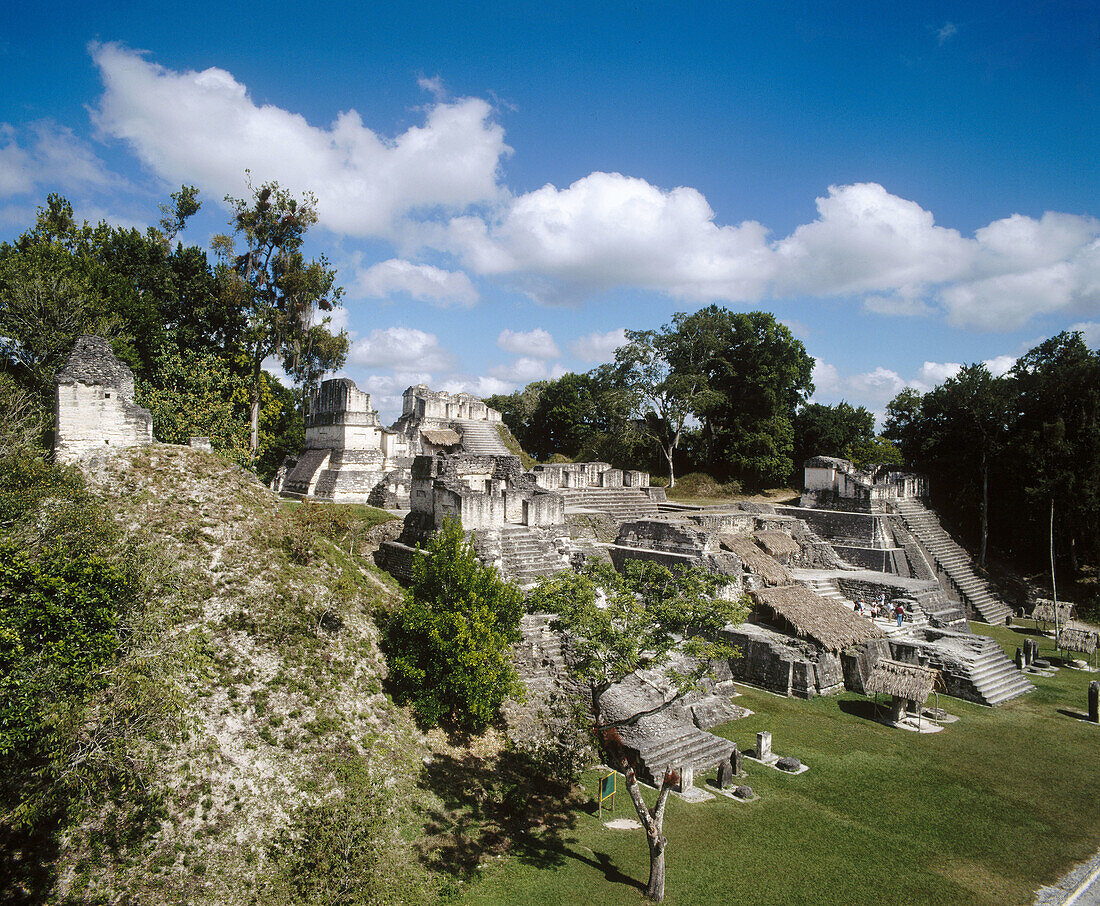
[600,772,616,802]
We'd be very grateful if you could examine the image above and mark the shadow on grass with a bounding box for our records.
[416,747,645,890]
[837,698,882,722]
[1056,708,1096,722]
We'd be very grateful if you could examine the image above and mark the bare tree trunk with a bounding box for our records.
[979,449,988,568]
[665,445,676,489]
[622,764,674,903]
[250,355,263,456]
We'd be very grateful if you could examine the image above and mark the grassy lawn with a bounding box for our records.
[278,498,399,528]
[457,623,1100,906]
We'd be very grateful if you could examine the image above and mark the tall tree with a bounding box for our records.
[791,401,875,477]
[921,364,1009,567]
[528,560,746,902]
[613,328,715,487]
[664,307,814,489]
[215,180,346,455]
[883,387,925,469]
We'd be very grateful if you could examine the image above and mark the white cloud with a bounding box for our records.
[90,43,509,237]
[347,327,455,372]
[914,361,962,388]
[1068,321,1100,348]
[443,171,776,304]
[570,327,628,363]
[775,182,972,298]
[983,355,1016,377]
[83,45,1100,333]
[0,120,125,197]
[488,356,566,383]
[496,327,560,359]
[440,374,517,399]
[352,259,479,307]
[937,22,958,45]
[811,358,842,396]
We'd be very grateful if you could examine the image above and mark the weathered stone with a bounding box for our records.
[731,746,743,777]
[776,756,802,772]
[716,760,734,789]
[1015,647,1025,670]
[756,731,772,761]
[733,785,754,799]
[54,336,152,462]
[1089,681,1099,724]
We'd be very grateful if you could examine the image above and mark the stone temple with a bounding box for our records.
[54,335,152,462]
[274,380,512,507]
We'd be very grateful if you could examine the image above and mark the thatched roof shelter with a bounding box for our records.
[421,428,462,446]
[1032,599,1076,624]
[749,585,885,651]
[1056,623,1098,654]
[754,530,801,560]
[864,659,938,704]
[719,534,792,586]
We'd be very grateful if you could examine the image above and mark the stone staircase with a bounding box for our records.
[917,632,1034,706]
[499,527,569,588]
[454,419,511,455]
[798,574,929,634]
[561,487,660,522]
[892,498,1012,625]
[620,713,737,788]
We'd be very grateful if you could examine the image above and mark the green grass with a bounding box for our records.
[459,623,1100,906]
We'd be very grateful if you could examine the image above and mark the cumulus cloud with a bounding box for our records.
[90,42,509,237]
[496,327,560,359]
[440,374,517,399]
[1068,321,1100,348]
[442,171,776,304]
[488,356,566,384]
[83,45,1099,333]
[569,328,628,363]
[347,327,455,372]
[0,120,125,197]
[351,259,479,307]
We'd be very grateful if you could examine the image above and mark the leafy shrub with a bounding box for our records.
[381,519,523,731]
[268,755,431,905]
[670,472,742,498]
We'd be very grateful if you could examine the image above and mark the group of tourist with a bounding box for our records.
[853,594,906,627]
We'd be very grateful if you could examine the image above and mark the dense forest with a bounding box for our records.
[0,184,347,481]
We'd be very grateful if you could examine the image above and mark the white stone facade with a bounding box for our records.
[54,336,153,463]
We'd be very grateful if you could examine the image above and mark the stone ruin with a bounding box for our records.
[274,379,511,507]
[54,335,152,462]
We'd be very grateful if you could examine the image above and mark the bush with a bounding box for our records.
[670,472,742,498]
[381,519,523,732]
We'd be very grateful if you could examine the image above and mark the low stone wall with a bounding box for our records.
[720,623,844,698]
[777,505,877,545]
[374,540,421,584]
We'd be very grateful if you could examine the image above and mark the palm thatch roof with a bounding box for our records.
[421,428,462,446]
[754,530,801,559]
[749,585,885,651]
[718,534,792,586]
[1032,599,1076,624]
[864,659,938,703]
[1056,623,1098,654]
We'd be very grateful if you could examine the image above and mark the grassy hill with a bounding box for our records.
[6,444,434,905]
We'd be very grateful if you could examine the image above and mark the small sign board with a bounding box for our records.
[598,771,616,817]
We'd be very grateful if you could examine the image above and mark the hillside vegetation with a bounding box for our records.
[2,442,436,905]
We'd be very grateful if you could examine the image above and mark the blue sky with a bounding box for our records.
[2,1,1097,423]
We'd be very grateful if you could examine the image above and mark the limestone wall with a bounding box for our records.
[54,336,153,463]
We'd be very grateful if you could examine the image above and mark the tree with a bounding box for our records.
[791,401,874,476]
[382,519,523,732]
[883,387,925,469]
[920,364,1009,568]
[664,308,814,489]
[523,373,602,461]
[216,179,347,455]
[528,560,746,901]
[613,329,715,487]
